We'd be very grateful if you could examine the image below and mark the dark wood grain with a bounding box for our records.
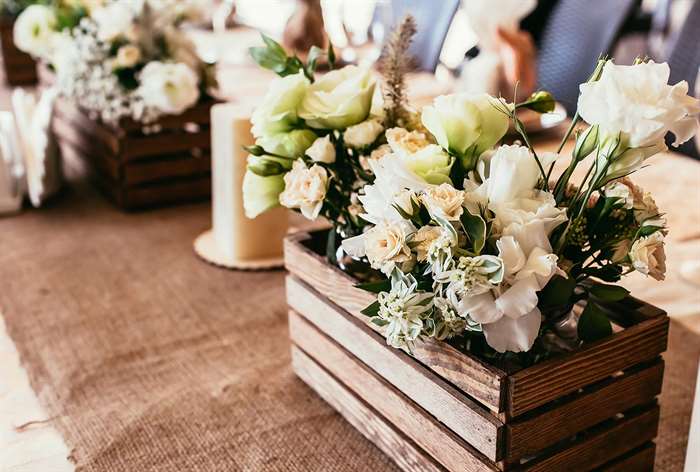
[0,16,37,85]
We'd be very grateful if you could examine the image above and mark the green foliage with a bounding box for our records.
[538,275,576,311]
[577,302,613,342]
[355,279,391,294]
[248,33,335,82]
[361,300,380,317]
[459,210,486,254]
[589,283,629,302]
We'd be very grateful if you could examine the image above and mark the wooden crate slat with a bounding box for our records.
[121,128,210,161]
[284,232,506,413]
[118,100,213,132]
[521,405,659,472]
[597,443,656,472]
[286,275,504,461]
[291,346,446,472]
[508,315,668,416]
[123,153,211,186]
[506,359,664,460]
[290,310,497,472]
[1,17,38,85]
[118,176,211,209]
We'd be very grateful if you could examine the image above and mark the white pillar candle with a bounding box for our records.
[209,103,288,266]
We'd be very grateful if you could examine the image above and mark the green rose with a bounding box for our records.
[242,169,285,218]
[401,144,454,185]
[251,71,309,137]
[298,65,376,129]
[421,93,509,169]
[256,129,317,158]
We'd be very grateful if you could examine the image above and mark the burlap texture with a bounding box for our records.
[0,175,697,471]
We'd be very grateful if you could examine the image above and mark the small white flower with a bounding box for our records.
[305,135,336,163]
[375,273,433,350]
[630,232,666,281]
[91,2,136,42]
[138,61,200,115]
[344,119,384,148]
[435,255,503,299]
[279,159,329,220]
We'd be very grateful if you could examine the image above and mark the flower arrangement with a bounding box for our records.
[14,0,214,124]
[244,18,699,359]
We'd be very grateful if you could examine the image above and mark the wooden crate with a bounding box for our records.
[0,16,37,86]
[52,98,214,210]
[285,230,668,471]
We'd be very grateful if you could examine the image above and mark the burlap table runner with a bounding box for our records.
[0,174,697,471]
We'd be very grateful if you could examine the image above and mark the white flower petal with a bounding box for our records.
[483,308,542,353]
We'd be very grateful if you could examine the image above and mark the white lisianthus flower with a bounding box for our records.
[421,183,465,220]
[578,61,700,150]
[305,135,336,163]
[13,5,56,58]
[454,235,560,353]
[115,45,141,68]
[251,71,310,137]
[92,2,136,42]
[138,62,200,115]
[603,181,634,209]
[279,159,329,220]
[421,93,509,166]
[242,170,285,218]
[299,65,376,129]
[481,144,549,204]
[629,232,666,281]
[344,119,384,148]
[342,219,415,275]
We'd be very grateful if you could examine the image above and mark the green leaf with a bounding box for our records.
[243,145,265,156]
[355,280,391,294]
[589,284,629,302]
[636,225,663,238]
[538,275,576,310]
[370,318,389,327]
[249,46,288,73]
[460,211,486,254]
[306,46,324,75]
[361,300,380,317]
[327,43,336,69]
[247,158,285,177]
[261,33,287,57]
[577,302,613,342]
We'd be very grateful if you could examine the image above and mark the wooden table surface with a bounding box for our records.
[2,29,700,472]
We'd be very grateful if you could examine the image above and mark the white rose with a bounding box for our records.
[603,181,633,209]
[412,225,444,262]
[115,45,141,68]
[421,93,509,166]
[344,119,384,148]
[342,220,415,274]
[251,71,309,137]
[138,62,200,115]
[578,61,700,149]
[92,2,136,42]
[421,183,465,220]
[299,65,376,129]
[242,170,285,218]
[629,232,666,281]
[305,135,336,163]
[13,5,56,58]
[279,160,329,220]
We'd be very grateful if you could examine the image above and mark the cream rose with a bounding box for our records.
[344,119,384,148]
[342,220,415,274]
[421,183,465,220]
[412,226,445,262]
[386,127,431,156]
[629,232,666,280]
[115,45,141,68]
[299,65,376,129]
[138,62,200,115]
[579,61,700,149]
[421,93,509,167]
[279,160,329,220]
[305,135,336,163]
[13,5,57,58]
